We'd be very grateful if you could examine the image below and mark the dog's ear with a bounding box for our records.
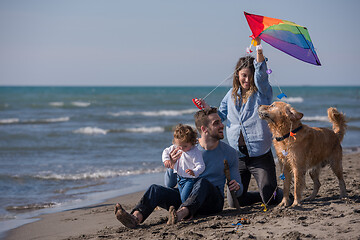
[289,107,303,120]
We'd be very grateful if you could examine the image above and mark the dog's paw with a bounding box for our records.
[290,200,302,208]
[278,198,291,208]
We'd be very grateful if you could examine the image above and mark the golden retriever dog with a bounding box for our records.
[258,101,347,207]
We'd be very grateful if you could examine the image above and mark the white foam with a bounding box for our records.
[34,168,164,180]
[35,171,119,180]
[44,117,70,123]
[0,118,20,124]
[282,97,304,103]
[142,109,196,117]
[49,102,64,107]
[109,111,134,116]
[303,116,329,122]
[109,109,197,117]
[0,117,69,125]
[6,202,60,211]
[24,117,70,124]
[125,126,165,133]
[73,127,108,135]
[71,101,91,107]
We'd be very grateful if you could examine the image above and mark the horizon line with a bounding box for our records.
[1,85,359,88]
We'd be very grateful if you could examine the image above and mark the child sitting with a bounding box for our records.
[162,124,205,202]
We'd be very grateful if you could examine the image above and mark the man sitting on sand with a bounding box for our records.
[115,107,243,227]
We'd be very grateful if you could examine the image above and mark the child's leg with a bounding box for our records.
[177,176,184,201]
[179,178,195,203]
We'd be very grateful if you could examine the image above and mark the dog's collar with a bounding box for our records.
[275,125,303,142]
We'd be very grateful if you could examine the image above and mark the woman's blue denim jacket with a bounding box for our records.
[218,59,273,158]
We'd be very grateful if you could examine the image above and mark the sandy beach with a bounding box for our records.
[4,152,360,240]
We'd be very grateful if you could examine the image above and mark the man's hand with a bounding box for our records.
[228,179,241,192]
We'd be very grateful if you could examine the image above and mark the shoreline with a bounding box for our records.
[4,151,360,240]
[0,172,164,239]
[3,191,150,240]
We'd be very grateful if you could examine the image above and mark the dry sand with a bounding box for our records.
[5,152,360,240]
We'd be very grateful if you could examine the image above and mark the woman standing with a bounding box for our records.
[198,38,281,206]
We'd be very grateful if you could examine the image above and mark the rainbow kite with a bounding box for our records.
[244,12,321,66]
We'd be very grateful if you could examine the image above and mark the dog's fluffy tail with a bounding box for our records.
[327,107,347,142]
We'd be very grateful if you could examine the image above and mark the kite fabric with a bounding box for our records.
[244,12,321,66]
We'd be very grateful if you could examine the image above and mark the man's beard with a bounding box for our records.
[209,131,224,140]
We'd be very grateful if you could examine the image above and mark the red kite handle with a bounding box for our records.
[192,98,204,109]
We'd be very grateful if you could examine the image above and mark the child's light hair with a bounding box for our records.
[173,124,198,146]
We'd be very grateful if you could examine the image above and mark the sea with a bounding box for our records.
[0,86,359,235]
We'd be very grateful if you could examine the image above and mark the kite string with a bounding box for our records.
[265,61,287,99]
[202,55,253,100]
[269,70,283,94]
[202,70,235,100]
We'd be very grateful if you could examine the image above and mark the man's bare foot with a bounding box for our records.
[115,203,139,228]
[167,206,178,225]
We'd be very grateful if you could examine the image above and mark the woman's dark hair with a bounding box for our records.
[232,56,257,104]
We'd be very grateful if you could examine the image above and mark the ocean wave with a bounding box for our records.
[34,168,165,181]
[281,97,304,103]
[75,126,167,135]
[124,126,165,133]
[1,167,165,183]
[27,117,70,124]
[303,116,329,122]
[48,101,91,108]
[49,102,64,107]
[0,117,70,125]
[302,115,360,123]
[108,108,197,117]
[0,118,20,124]
[71,101,91,107]
[6,202,60,212]
[73,127,108,135]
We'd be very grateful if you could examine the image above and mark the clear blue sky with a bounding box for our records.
[1,0,359,86]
